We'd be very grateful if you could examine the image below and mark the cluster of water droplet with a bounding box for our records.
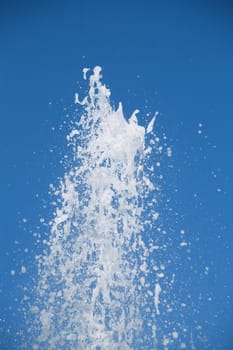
[22,67,194,350]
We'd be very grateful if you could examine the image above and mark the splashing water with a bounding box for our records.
[25,67,180,350]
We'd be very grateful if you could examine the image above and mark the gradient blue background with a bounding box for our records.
[0,1,233,349]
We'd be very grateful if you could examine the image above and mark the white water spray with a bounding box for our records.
[27,67,167,350]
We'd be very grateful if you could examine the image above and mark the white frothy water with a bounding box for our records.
[27,67,168,350]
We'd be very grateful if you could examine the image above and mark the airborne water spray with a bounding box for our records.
[24,67,187,350]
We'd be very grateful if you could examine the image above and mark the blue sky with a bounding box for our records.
[0,1,233,349]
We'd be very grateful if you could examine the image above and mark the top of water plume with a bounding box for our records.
[73,66,146,164]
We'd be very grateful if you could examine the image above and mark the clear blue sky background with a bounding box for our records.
[0,1,233,349]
